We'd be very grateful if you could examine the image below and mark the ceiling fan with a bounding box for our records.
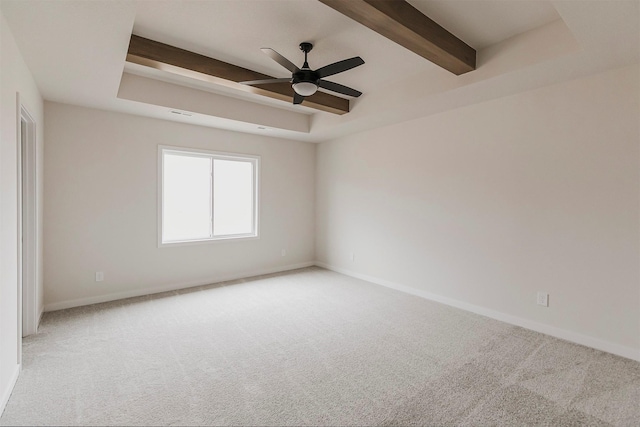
[240,42,364,105]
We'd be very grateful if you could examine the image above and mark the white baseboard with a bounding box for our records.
[315,262,640,362]
[0,364,20,416]
[37,306,44,331]
[44,262,315,312]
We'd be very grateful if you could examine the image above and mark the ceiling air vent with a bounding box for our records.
[170,110,193,117]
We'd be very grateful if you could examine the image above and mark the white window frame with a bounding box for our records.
[158,145,260,247]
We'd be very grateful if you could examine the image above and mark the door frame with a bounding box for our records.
[17,95,39,342]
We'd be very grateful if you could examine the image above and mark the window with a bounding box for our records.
[159,146,259,245]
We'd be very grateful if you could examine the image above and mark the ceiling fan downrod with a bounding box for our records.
[299,42,313,69]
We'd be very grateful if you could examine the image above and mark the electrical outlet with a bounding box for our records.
[281,249,286,257]
[537,292,549,307]
[95,271,104,282]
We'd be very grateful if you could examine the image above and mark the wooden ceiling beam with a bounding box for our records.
[126,35,350,115]
[318,0,476,75]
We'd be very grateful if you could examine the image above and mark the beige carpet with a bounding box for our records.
[1,267,638,426]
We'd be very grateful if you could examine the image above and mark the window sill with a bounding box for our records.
[159,234,259,248]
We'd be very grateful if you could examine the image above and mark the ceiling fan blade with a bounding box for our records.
[293,93,304,105]
[240,78,291,85]
[318,80,362,97]
[261,48,300,73]
[315,57,364,78]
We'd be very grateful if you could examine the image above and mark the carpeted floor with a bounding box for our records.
[1,267,639,426]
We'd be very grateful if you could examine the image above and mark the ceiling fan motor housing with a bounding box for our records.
[293,69,319,85]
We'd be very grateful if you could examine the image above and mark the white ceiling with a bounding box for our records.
[408,0,560,49]
[1,0,639,142]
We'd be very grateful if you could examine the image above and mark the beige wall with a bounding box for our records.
[0,10,45,411]
[44,103,315,309]
[316,64,640,357]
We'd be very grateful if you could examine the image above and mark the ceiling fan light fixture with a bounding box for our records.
[292,81,318,97]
